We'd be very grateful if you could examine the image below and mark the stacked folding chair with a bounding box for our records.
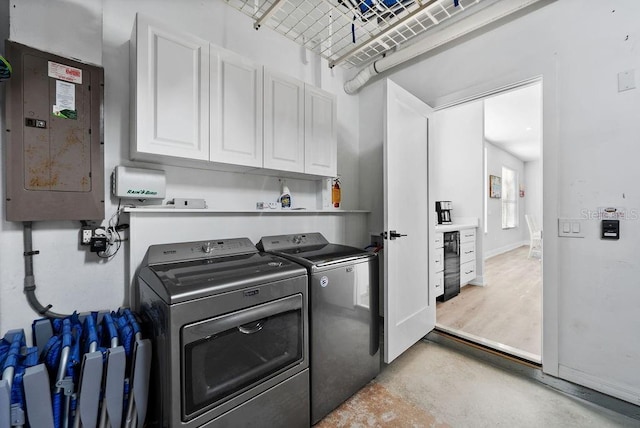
[0,308,150,428]
[1,329,51,428]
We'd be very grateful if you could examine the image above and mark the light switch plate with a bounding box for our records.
[618,69,635,92]
[558,218,585,238]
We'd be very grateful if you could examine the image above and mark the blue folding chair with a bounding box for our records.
[1,330,40,428]
[98,313,126,428]
[44,318,75,428]
[70,314,104,427]
[114,309,151,428]
[1,330,23,428]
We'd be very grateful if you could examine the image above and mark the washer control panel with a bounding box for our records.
[258,232,329,251]
[146,238,257,265]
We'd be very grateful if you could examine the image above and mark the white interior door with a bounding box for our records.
[384,79,435,363]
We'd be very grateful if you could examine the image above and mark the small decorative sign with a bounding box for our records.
[489,175,501,198]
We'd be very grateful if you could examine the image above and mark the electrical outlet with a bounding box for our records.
[81,227,93,245]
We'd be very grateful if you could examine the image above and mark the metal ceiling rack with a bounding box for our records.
[225,0,483,69]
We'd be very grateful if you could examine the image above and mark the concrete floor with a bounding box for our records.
[317,340,638,427]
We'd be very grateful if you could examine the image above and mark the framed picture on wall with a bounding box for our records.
[490,175,501,198]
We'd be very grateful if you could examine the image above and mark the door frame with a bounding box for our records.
[430,76,547,367]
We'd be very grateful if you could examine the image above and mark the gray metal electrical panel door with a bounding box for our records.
[5,41,104,221]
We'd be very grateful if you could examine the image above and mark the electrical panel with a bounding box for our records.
[5,41,104,221]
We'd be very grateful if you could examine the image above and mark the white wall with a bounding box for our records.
[524,160,543,222]
[0,0,361,335]
[359,0,640,404]
[358,81,384,235]
[431,100,484,281]
[9,0,102,65]
[484,141,526,258]
[431,101,484,221]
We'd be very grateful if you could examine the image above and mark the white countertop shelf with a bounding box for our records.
[124,207,370,214]
[434,218,479,232]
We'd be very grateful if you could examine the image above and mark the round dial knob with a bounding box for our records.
[202,242,213,253]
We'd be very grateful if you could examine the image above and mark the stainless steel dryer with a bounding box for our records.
[258,233,380,424]
[136,238,309,428]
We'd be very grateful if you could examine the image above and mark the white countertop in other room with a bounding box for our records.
[434,217,479,232]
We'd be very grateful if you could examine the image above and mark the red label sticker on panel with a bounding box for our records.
[47,61,82,84]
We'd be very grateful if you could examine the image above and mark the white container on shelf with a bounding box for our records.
[316,178,333,209]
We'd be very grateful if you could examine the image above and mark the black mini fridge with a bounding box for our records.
[441,231,460,301]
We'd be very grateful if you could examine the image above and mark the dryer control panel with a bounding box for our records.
[145,238,258,265]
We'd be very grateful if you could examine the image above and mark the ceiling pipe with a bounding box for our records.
[344,0,551,94]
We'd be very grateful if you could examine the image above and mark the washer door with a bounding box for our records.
[181,294,304,421]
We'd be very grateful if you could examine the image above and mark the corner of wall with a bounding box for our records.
[0,0,9,42]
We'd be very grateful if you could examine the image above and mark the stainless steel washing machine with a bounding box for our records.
[258,233,380,424]
[136,238,309,427]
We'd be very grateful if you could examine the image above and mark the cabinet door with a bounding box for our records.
[263,69,305,173]
[460,242,476,264]
[432,247,444,273]
[460,228,476,243]
[132,15,209,160]
[434,271,444,297]
[434,232,444,249]
[210,47,263,167]
[304,85,337,177]
[460,260,476,286]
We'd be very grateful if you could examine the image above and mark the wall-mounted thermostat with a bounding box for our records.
[601,220,620,240]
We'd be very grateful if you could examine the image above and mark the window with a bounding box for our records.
[502,167,518,229]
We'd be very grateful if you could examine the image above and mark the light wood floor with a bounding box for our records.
[317,341,638,427]
[436,245,542,357]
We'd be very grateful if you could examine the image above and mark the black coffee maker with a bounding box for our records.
[436,201,453,224]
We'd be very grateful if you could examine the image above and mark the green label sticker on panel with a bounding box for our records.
[52,106,78,120]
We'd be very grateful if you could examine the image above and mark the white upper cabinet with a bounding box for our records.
[263,70,337,176]
[304,84,337,177]
[131,15,210,161]
[131,16,337,177]
[263,69,305,173]
[210,47,263,167]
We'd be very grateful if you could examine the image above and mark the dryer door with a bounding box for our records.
[181,294,304,421]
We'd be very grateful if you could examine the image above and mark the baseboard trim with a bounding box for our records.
[484,241,529,259]
[559,365,640,407]
[426,330,640,421]
[469,275,485,286]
